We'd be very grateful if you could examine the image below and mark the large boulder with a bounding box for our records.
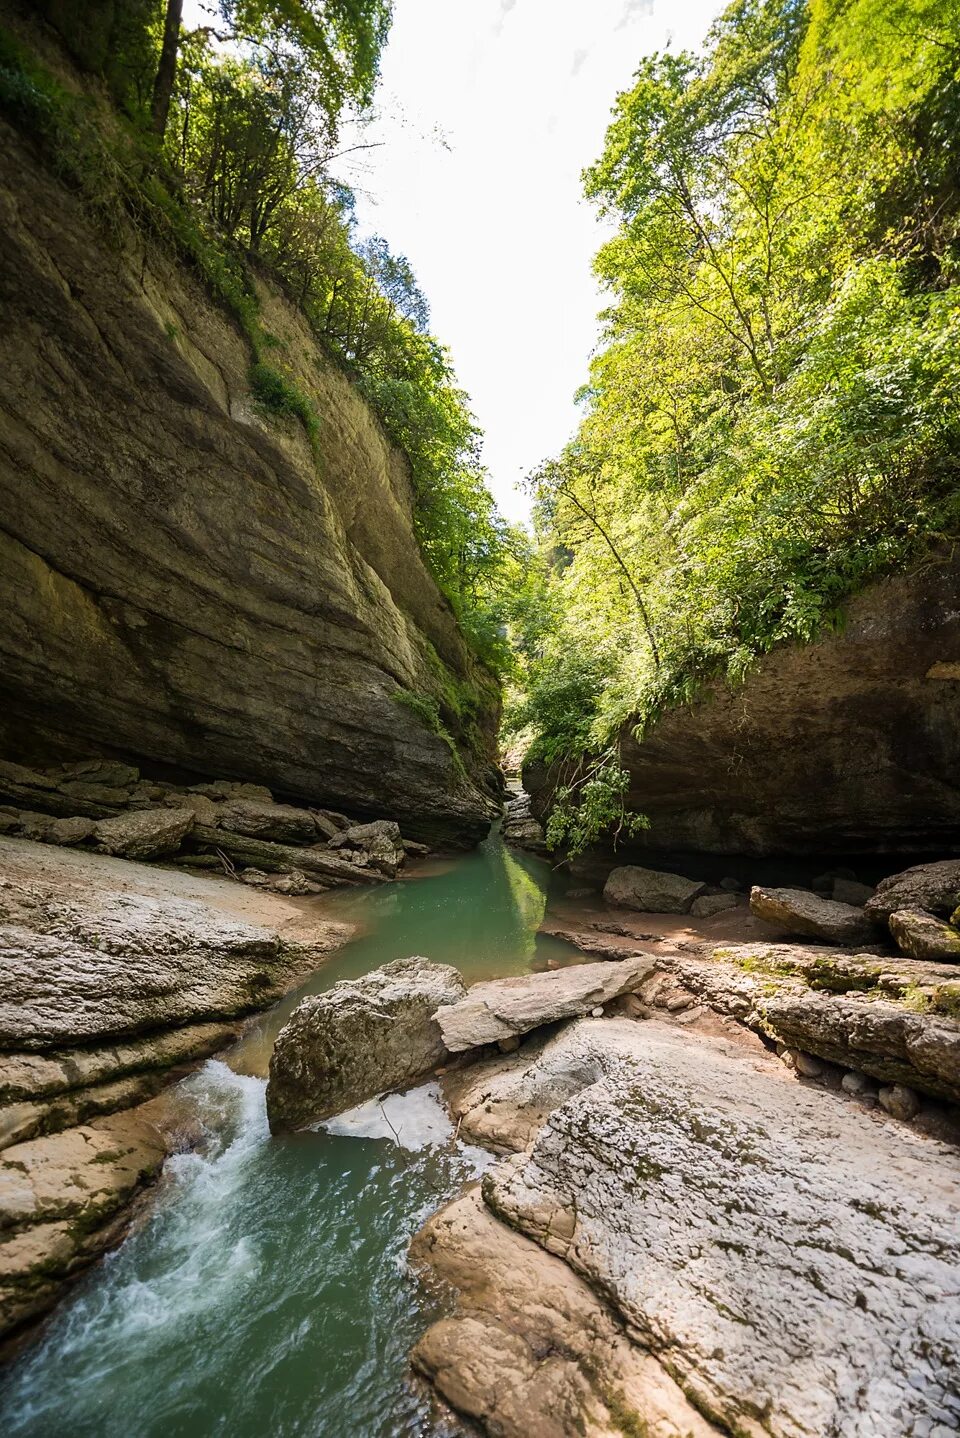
[603,866,706,913]
[327,819,406,877]
[435,956,656,1055]
[888,908,960,962]
[866,860,960,921]
[93,808,194,860]
[215,799,317,845]
[266,957,466,1133]
[472,1019,960,1438]
[750,886,874,945]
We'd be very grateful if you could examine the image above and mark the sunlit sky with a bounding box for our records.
[338,0,726,521]
[186,0,726,520]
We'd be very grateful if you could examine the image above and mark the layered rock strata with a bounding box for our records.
[0,836,348,1151]
[0,121,498,847]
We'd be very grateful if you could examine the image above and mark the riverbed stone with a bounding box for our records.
[690,892,739,918]
[889,907,960,961]
[878,1082,921,1120]
[93,807,194,860]
[435,956,657,1054]
[603,865,706,913]
[476,1017,960,1438]
[750,885,874,945]
[266,957,466,1133]
[832,878,875,906]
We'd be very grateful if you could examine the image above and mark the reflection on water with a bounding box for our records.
[0,830,580,1437]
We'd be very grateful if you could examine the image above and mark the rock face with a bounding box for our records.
[750,885,875,945]
[603,865,706,913]
[266,958,466,1133]
[435,956,656,1054]
[0,123,499,847]
[428,1017,960,1438]
[525,553,960,857]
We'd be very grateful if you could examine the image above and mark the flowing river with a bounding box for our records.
[0,828,582,1437]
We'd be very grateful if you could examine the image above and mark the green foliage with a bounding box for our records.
[249,359,319,439]
[520,0,960,774]
[543,751,649,859]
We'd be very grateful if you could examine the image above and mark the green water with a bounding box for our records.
[0,829,580,1438]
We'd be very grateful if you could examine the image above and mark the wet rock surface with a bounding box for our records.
[266,958,467,1133]
[0,1109,167,1342]
[424,1017,960,1438]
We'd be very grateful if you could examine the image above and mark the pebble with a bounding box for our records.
[878,1083,921,1121]
[794,1051,824,1078]
[841,1070,876,1097]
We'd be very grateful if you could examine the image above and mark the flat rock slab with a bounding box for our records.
[435,955,657,1053]
[266,957,466,1133]
[481,1018,960,1438]
[750,885,875,945]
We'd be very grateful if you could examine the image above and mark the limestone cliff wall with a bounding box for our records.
[526,551,960,860]
[0,124,500,844]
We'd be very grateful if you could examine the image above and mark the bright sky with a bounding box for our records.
[336,0,727,521]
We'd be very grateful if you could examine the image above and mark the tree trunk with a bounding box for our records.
[151,0,184,139]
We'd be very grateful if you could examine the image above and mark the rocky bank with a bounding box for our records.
[0,833,352,1341]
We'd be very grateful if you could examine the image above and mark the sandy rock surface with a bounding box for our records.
[468,1018,960,1438]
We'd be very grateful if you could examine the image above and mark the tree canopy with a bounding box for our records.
[510,0,960,841]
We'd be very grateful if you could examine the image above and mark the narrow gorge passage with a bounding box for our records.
[0,831,581,1438]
